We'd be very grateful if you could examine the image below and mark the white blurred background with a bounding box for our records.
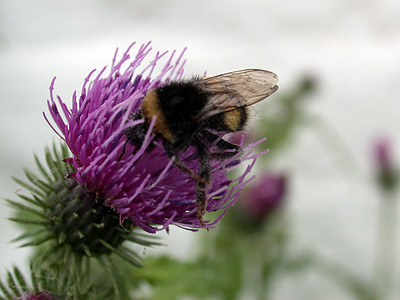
[1,0,400,299]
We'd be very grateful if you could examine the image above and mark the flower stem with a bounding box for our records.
[374,190,398,299]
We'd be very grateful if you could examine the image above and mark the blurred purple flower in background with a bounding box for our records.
[242,173,286,221]
[15,291,57,300]
[373,136,399,192]
[44,42,266,233]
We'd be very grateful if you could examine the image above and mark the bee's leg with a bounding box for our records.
[202,131,241,160]
[194,142,211,227]
[117,139,128,161]
[163,141,206,183]
[120,118,157,160]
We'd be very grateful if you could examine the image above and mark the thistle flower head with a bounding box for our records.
[8,143,160,268]
[0,267,61,300]
[373,136,399,192]
[0,264,125,300]
[15,291,56,300]
[44,42,266,233]
[242,173,286,222]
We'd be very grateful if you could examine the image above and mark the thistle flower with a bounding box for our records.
[0,266,60,300]
[373,136,399,192]
[242,173,286,222]
[8,143,160,268]
[44,42,266,233]
[15,292,57,300]
[0,264,124,300]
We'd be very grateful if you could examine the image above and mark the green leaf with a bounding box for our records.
[7,270,20,297]
[98,240,142,267]
[12,177,45,198]
[34,152,52,183]
[11,228,47,243]
[97,239,114,251]
[45,148,65,181]
[60,143,70,162]
[125,233,163,247]
[0,279,12,299]
[19,233,54,247]
[82,244,92,257]
[5,199,47,219]
[15,193,49,209]
[23,168,55,193]
[117,246,143,268]
[30,265,39,291]
[53,141,66,164]
[8,217,47,226]
[13,266,28,293]
[63,244,72,265]
[38,269,48,292]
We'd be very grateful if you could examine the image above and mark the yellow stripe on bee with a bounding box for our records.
[224,109,242,131]
[141,89,176,143]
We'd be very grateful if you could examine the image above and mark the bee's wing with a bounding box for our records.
[196,69,279,120]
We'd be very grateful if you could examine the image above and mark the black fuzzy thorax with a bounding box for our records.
[156,81,209,137]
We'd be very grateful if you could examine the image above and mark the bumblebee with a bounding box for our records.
[123,69,279,226]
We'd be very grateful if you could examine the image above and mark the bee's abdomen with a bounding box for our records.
[208,107,247,132]
[223,107,247,131]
